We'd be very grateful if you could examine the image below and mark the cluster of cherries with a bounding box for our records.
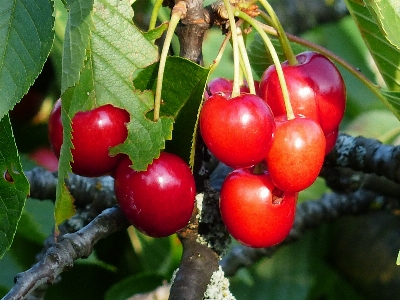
[47,50,345,247]
[48,99,196,238]
[200,51,346,248]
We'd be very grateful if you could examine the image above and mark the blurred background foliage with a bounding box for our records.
[1,0,400,299]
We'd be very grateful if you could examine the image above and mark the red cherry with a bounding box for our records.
[199,93,275,168]
[114,152,195,238]
[204,78,256,99]
[325,129,338,155]
[266,117,326,192]
[48,99,130,177]
[220,168,297,248]
[29,147,59,172]
[205,78,235,99]
[259,51,346,135]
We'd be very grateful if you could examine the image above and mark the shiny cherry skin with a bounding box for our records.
[259,51,346,135]
[114,152,196,238]
[205,78,235,99]
[199,93,275,168]
[220,168,297,248]
[204,77,256,99]
[266,117,326,192]
[48,99,130,177]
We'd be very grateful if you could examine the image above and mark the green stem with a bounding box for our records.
[257,21,385,105]
[258,0,298,65]
[222,0,241,97]
[236,11,295,119]
[258,10,273,25]
[209,31,232,75]
[154,5,185,122]
[237,27,256,94]
[149,0,164,30]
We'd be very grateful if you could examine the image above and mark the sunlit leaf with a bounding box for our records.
[132,56,210,165]
[0,0,54,120]
[248,34,308,79]
[345,0,400,91]
[365,0,400,50]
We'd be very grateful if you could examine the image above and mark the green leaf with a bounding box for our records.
[16,209,47,244]
[0,115,29,259]
[105,273,165,300]
[381,90,400,115]
[0,0,54,120]
[132,56,210,165]
[345,0,400,91]
[143,23,169,42]
[365,0,400,50]
[129,229,182,275]
[61,0,93,92]
[248,34,308,79]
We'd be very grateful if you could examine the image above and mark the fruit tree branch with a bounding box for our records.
[3,206,130,300]
[325,133,400,184]
[26,167,116,209]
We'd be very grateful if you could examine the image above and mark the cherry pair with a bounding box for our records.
[48,100,196,238]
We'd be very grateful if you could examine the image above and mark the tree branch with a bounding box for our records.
[26,167,116,209]
[3,206,130,300]
[325,133,400,184]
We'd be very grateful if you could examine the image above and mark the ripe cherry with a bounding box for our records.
[205,78,235,99]
[114,152,195,238]
[259,51,346,135]
[220,168,297,248]
[204,77,256,99]
[325,129,339,155]
[48,99,130,177]
[266,117,326,192]
[199,93,275,168]
[29,147,59,172]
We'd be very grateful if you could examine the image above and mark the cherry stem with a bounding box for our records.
[222,0,241,98]
[258,0,298,66]
[154,2,187,122]
[209,30,232,74]
[253,163,264,175]
[149,0,164,30]
[236,11,295,120]
[256,21,387,109]
[236,27,256,94]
